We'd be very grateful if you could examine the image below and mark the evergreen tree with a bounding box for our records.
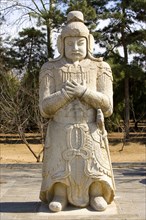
[1,27,48,132]
[88,0,146,138]
[63,0,97,32]
[27,0,65,57]
[1,0,66,58]
[10,27,47,76]
[10,27,48,130]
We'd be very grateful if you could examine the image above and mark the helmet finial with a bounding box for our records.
[67,11,84,23]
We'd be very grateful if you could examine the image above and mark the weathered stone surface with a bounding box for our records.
[39,10,115,212]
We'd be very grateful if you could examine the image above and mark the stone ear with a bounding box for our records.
[57,35,63,55]
[88,34,94,53]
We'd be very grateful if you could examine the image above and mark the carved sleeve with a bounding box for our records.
[39,63,71,118]
[81,62,113,117]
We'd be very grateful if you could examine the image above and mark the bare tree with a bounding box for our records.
[1,0,65,57]
[0,71,45,162]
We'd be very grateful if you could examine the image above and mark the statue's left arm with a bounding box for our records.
[81,61,113,117]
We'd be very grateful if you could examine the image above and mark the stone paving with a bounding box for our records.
[0,163,146,220]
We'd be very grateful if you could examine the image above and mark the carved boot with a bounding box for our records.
[89,182,107,211]
[49,183,68,212]
[90,196,107,211]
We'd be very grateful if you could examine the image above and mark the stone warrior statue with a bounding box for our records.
[39,11,115,212]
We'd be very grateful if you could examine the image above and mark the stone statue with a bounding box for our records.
[39,11,115,212]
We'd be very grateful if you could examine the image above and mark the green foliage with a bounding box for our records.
[0,27,48,133]
[8,27,47,80]
[26,0,66,57]
[89,0,146,133]
[13,27,47,131]
[64,0,97,32]
[66,0,97,19]
[106,50,146,131]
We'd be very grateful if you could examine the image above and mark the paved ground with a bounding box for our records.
[0,163,146,220]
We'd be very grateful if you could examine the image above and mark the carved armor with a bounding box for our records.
[39,57,115,207]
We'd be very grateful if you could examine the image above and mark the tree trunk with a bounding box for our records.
[47,25,53,58]
[46,0,54,58]
[124,75,130,139]
[121,2,130,140]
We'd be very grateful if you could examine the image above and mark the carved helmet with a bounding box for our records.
[57,11,94,56]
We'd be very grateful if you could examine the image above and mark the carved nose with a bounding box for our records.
[73,43,78,51]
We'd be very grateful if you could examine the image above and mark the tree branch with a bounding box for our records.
[39,0,47,11]
[31,0,43,14]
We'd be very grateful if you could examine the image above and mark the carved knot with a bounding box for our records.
[62,148,92,161]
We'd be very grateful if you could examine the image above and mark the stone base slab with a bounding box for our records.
[38,201,118,219]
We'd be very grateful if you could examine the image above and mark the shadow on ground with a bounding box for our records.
[0,202,41,213]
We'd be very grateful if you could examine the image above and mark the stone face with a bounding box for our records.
[39,10,115,212]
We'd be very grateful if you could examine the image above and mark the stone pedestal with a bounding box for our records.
[38,202,118,219]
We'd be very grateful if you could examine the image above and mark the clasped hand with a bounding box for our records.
[65,80,86,98]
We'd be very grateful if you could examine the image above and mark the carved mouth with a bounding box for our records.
[72,52,81,55]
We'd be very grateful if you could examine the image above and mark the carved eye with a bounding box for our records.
[67,41,73,46]
[77,41,85,46]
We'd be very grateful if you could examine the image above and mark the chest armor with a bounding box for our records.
[52,59,102,123]
[53,61,100,92]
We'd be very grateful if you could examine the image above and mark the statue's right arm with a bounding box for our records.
[39,63,71,118]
